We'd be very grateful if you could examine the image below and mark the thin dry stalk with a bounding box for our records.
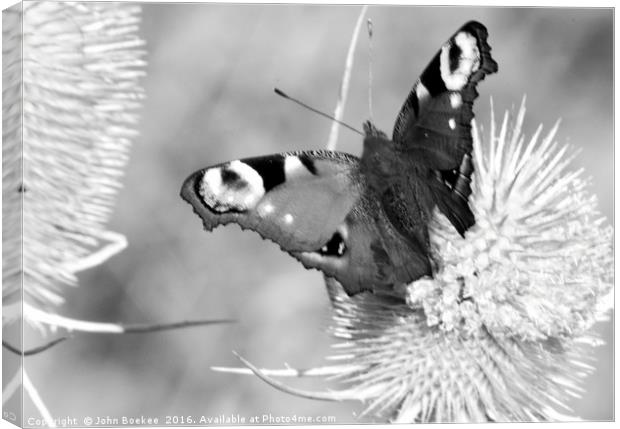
[326,5,368,150]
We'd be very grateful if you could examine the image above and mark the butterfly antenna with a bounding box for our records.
[367,18,374,121]
[274,88,363,136]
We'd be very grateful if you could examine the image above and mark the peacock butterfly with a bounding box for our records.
[180,21,497,296]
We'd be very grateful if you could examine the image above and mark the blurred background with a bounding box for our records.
[23,3,612,423]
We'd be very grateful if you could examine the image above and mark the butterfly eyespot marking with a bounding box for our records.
[283,213,294,224]
[440,31,481,90]
[221,168,241,186]
[199,160,265,213]
[454,32,481,72]
[319,231,347,257]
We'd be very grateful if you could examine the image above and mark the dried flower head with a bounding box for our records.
[2,1,146,310]
[3,3,146,426]
[407,101,613,341]
[224,101,613,423]
[326,101,612,422]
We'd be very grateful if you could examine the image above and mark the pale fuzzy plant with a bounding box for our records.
[3,1,145,314]
[2,2,146,426]
[214,8,613,423]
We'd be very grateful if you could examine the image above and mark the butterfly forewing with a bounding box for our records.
[389,21,497,236]
[393,21,497,169]
[181,151,360,251]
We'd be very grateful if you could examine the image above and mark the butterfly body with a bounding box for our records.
[181,21,497,296]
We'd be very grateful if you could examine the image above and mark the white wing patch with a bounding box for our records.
[440,31,481,91]
[284,156,307,177]
[415,81,431,102]
[450,92,462,108]
[200,160,265,213]
[259,202,275,216]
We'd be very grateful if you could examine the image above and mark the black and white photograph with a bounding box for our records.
[1,1,614,426]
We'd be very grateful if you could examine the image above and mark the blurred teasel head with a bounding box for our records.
[2,2,146,320]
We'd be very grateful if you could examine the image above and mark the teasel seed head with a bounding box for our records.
[323,100,612,422]
[2,2,146,313]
